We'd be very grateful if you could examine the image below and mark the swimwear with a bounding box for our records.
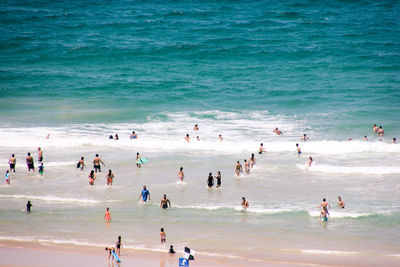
[258,151,262,154]
[207,176,214,187]
[142,189,149,202]
[162,203,168,209]
[116,241,121,249]
[216,178,221,186]
[322,217,328,222]
[89,178,94,185]
[38,156,43,162]
[38,167,44,175]
[94,165,101,172]
[28,163,34,170]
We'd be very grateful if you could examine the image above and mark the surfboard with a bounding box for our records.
[141,157,149,163]
[112,251,122,263]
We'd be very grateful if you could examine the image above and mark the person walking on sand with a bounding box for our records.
[116,236,122,256]
[104,207,111,222]
[77,156,86,171]
[93,154,105,173]
[9,154,16,173]
[160,228,166,245]
[318,198,331,217]
[337,196,345,209]
[26,153,34,172]
[235,161,243,176]
[207,172,214,188]
[296,143,302,154]
[258,143,266,154]
[5,170,10,185]
[106,169,114,186]
[249,153,256,168]
[37,147,43,163]
[177,167,184,181]
[244,159,250,175]
[89,170,96,185]
[241,197,249,210]
[216,171,221,188]
[138,185,151,202]
[160,194,171,209]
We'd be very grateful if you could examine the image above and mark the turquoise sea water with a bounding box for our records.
[1,1,400,266]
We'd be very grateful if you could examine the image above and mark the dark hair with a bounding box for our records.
[180,167,183,171]
[12,154,14,157]
[81,156,84,160]
[209,172,212,176]
[28,152,31,156]
[118,236,121,241]
[323,198,326,202]
[161,228,164,232]
[186,134,189,137]
[96,154,99,157]
[108,169,112,175]
[260,143,263,145]
[296,143,299,146]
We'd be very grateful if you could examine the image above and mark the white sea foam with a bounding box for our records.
[299,249,360,255]
[308,210,376,218]
[297,164,400,175]
[0,194,100,204]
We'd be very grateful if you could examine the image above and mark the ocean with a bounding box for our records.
[1,0,400,265]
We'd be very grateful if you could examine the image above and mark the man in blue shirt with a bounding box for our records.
[138,185,151,202]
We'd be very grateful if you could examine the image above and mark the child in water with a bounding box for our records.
[5,170,10,185]
[104,207,111,222]
[320,209,328,222]
[38,163,44,176]
[116,236,122,256]
[160,228,166,245]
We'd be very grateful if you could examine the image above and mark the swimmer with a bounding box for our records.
[130,131,138,139]
[109,135,113,139]
[241,197,249,210]
[318,198,331,217]
[320,209,328,222]
[104,207,111,222]
[273,127,283,135]
[373,124,378,132]
[235,161,243,176]
[160,228,166,244]
[138,185,151,202]
[116,236,122,256]
[114,134,119,140]
[9,154,16,173]
[296,143,302,154]
[337,196,345,209]
[77,156,86,171]
[378,126,384,136]
[363,136,368,141]
[308,156,313,167]
[136,152,143,168]
[393,138,397,144]
[93,154,105,173]
[160,194,171,209]
[216,171,221,188]
[26,201,32,212]
[106,169,114,186]
[193,124,199,130]
[207,172,214,188]
[258,143,266,154]
[169,245,176,254]
[249,153,256,168]
[219,134,223,142]
[301,134,309,141]
[185,134,190,142]
[196,136,200,141]
[46,133,50,139]
[38,147,43,163]
[5,170,10,185]
[347,138,353,141]
[89,170,96,185]
[244,159,250,175]
[177,167,184,181]
[26,152,34,171]
[38,163,44,176]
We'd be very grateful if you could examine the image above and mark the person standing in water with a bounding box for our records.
[160,228,166,245]
[241,197,249,210]
[116,236,122,256]
[378,126,384,136]
[273,127,283,135]
[136,152,143,168]
[373,124,378,132]
[177,167,184,181]
[114,134,119,140]
[185,134,190,142]
[318,198,331,217]
[320,209,328,222]
[258,143,266,154]
[37,147,43,163]
[363,136,368,141]
[216,171,221,188]
[130,131,138,139]
[207,172,214,188]
[337,196,345,208]
[160,194,171,209]
[93,154,105,173]
[138,185,151,202]
[106,170,114,186]
[38,163,44,176]
[244,159,250,175]
[235,161,243,176]
[301,134,309,141]
[296,143,302,154]
[104,207,111,222]
[77,156,86,171]
[193,124,199,130]
[219,134,223,142]
[26,201,32,212]
[9,154,16,173]
[249,153,256,168]
[393,138,397,144]
[89,170,96,185]
[5,170,10,185]
[26,153,34,172]
[308,156,313,167]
